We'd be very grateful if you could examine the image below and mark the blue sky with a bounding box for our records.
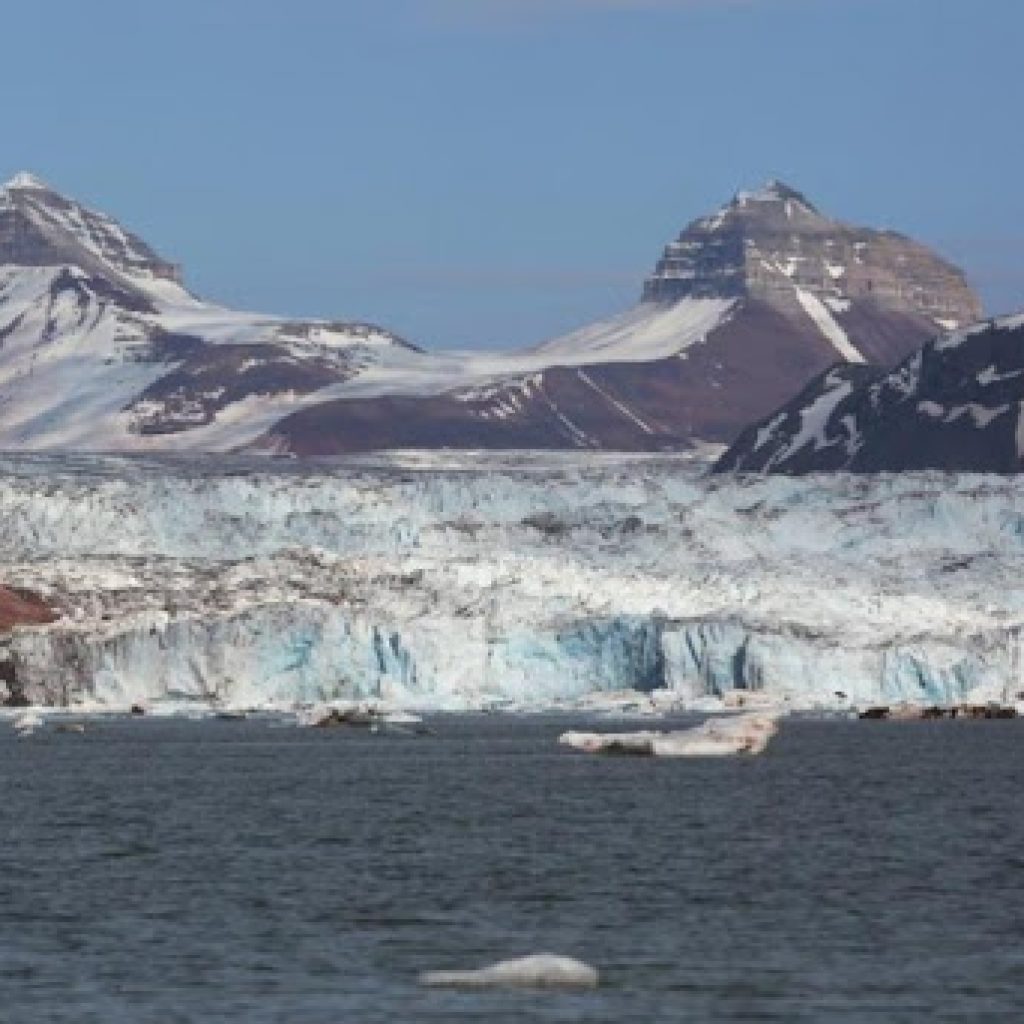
[3,0,1021,348]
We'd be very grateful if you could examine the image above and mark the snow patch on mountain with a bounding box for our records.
[4,172,48,191]
[795,288,865,363]
[783,372,857,455]
[529,298,736,364]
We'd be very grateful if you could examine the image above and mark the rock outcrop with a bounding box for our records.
[0,172,183,298]
[715,313,1024,473]
[0,586,56,632]
[644,180,980,333]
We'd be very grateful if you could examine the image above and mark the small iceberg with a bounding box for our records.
[297,702,429,735]
[720,688,783,711]
[559,712,779,758]
[296,702,379,729]
[419,953,599,990]
[12,710,44,736]
[380,710,424,726]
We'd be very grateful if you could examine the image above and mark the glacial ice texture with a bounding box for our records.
[2,452,1023,710]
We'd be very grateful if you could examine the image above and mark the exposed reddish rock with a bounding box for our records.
[0,586,57,632]
[260,297,942,454]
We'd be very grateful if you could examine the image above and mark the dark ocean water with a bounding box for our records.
[2,714,1024,1023]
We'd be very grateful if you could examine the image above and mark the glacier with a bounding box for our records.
[1,452,1023,711]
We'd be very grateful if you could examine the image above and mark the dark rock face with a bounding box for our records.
[122,320,421,436]
[263,301,854,454]
[714,363,889,473]
[263,293,958,457]
[0,173,182,296]
[0,586,56,632]
[125,340,358,435]
[643,180,980,329]
[0,584,55,705]
[714,314,1024,474]
[260,372,662,454]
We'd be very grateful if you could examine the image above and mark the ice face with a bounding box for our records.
[2,452,1023,710]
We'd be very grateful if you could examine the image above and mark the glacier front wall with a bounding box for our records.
[1,455,1022,709]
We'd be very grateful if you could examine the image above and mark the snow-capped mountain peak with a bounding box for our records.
[643,181,980,336]
[2,171,49,192]
[0,175,420,450]
[0,171,191,307]
[732,178,818,213]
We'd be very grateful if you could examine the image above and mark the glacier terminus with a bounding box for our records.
[2,451,1023,713]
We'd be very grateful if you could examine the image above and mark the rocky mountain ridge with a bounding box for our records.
[715,313,1024,473]
[644,180,980,333]
[0,172,983,454]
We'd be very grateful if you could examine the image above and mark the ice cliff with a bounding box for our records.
[1,452,1022,710]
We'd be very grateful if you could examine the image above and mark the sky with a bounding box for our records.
[3,0,1021,349]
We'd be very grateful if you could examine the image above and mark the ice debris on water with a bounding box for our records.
[559,712,780,757]
[12,710,43,736]
[297,701,427,733]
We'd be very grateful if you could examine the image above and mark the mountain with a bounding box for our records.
[714,313,1024,474]
[0,173,981,453]
[0,172,414,449]
[642,181,978,332]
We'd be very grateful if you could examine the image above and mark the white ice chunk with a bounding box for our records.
[12,710,44,735]
[559,712,780,758]
[419,954,599,990]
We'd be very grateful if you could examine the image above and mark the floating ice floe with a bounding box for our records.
[12,710,44,736]
[419,953,599,990]
[720,688,783,711]
[562,688,670,718]
[559,712,780,758]
[381,710,424,726]
[297,701,427,733]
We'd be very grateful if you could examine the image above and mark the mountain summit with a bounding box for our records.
[0,171,188,306]
[643,178,980,334]
[0,175,985,454]
[0,174,410,449]
[4,171,50,190]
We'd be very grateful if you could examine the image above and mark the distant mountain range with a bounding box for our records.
[0,172,981,454]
